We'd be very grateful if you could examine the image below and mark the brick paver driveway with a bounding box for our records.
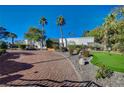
[0,50,83,87]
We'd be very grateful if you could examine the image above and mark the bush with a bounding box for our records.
[46,39,53,48]
[60,47,67,52]
[82,50,90,57]
[0,49,6,55]
[46,39,59,50]
[18,44,27,50]
[68,45,76,55]
[68,45,83,55]
[112,43,124,53]
[0,41,7,49]
[11,44,19,48]
[96,65,113,80]
[53,44,59,50]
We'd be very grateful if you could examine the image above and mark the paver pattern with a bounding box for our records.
[0,50,83,87]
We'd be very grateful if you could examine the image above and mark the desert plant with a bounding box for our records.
[68,45,76,55]
[76,45,83,54]
[96,65,113,80]
[46,39,59,50]
[0,49,6,55]
[0,41,7,49]
[82,50,90,57]
[68,45,83,55]
[18,44,27,50]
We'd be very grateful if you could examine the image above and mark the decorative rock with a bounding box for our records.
[79,58,84,65]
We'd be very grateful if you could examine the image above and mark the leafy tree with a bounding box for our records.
[102,13,117,50]
[82,6,124,53]
[82,30,90,37]
[25,27,43,42]
[6,32,17,44]
[56,16,65,48]
[40,16,47,47]
[84,27,104,43]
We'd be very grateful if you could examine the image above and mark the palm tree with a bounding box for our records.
[103,13,116,50]
[7,32,17,44]
[40,16,47,48]
[56,16,65,48]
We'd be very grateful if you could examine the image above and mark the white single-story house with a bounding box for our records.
[21,37,94,49]
[59,37,94,47]
[24,40,46,49]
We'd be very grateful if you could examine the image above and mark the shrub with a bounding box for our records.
[52,44,59,50]
[68,45,76,55]
[96,65,113,80]
[18,44,27,50]
[46,39,53,48]
[46,39,59,50]
[118,44,124,53]
[68,45,83,55]
[61,47,67,52]
[112,43,124,53]
[0,41,7,49]
[0,49,6,55]
[11,44,19,48]
[76,45,83,54]
[82,50,90,57]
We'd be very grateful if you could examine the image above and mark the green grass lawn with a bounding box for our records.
[91,51,124,72]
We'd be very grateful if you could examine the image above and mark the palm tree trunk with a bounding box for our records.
[41,25,44,48]
[60,26,64,48]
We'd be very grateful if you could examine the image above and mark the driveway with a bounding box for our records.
[0,50,83,86]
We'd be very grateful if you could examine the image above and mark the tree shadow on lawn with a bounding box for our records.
[0,52,34,76]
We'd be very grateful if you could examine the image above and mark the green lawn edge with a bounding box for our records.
[91,51,124,73]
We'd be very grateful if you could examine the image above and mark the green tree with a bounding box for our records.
[7,32,17,44]
[40,16,47,47]
[102,13,117,50]
[84,27,104,43]
[56,16,65,48]
[82,30,90,37]
[25,27,43,42]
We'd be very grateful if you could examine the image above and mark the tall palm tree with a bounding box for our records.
[103,13,116,50]
[56,16,65,48]
[7,32,17,44]
[40,16,47,48]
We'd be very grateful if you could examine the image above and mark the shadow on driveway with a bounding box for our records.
[0,52,34,75]
[31,57,70,64]
[0,74,23,84]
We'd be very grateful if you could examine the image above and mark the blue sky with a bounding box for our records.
[0,5,118,40]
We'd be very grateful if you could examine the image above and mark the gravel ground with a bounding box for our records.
[60,52,124,87]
